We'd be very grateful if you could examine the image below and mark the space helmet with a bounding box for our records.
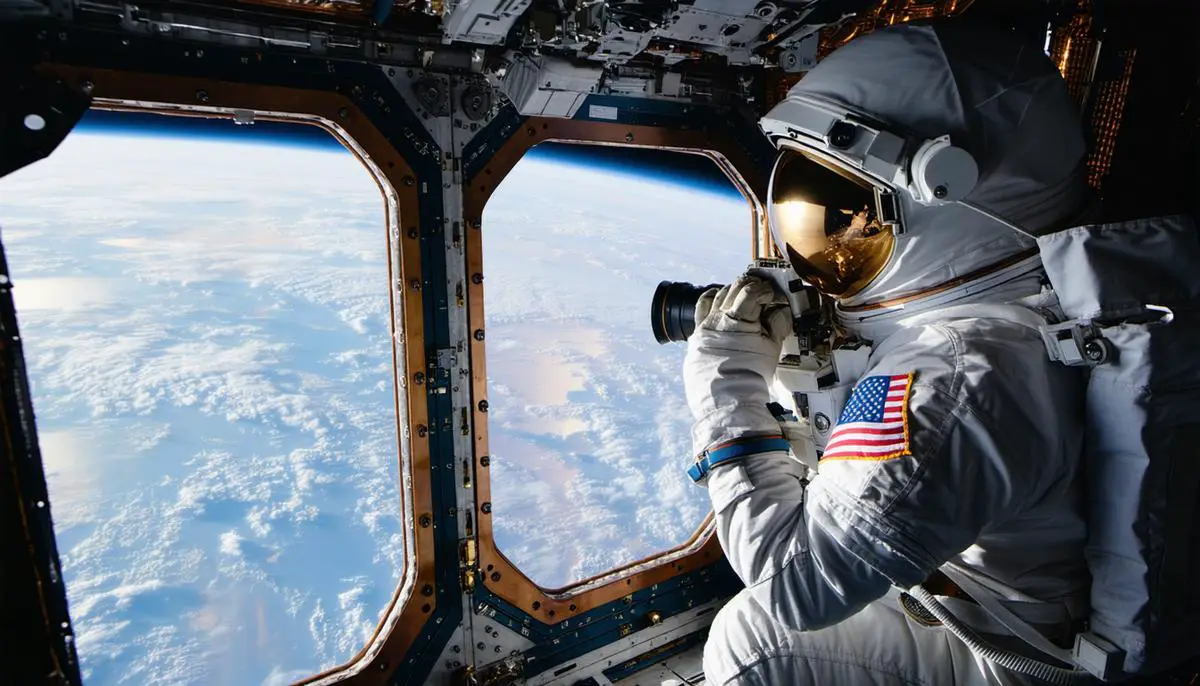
[758,21,1092,306]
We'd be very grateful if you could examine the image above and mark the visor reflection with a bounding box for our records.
[768,150,894,297]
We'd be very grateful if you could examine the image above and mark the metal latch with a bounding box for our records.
[1040,319,1114,367]
[1072,632,1125,681]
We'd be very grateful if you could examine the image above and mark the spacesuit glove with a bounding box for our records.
[683,274,792,457]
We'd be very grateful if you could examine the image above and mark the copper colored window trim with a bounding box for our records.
[35,66,426,686]
[463,117,766,623]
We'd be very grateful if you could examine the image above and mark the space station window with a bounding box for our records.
[0,112,403,683]
[482,142,751,589]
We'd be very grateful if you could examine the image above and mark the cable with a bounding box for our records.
[959,199,1039,238]
[907,586,1094,685]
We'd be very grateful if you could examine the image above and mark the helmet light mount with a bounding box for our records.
[909,135,979,204]
[759,94,980,218]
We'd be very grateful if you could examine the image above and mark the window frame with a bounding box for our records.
[463,119,769,622]
[31,65,428,686]
[30,65,774,684]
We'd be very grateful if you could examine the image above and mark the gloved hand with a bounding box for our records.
[684,273,793,456]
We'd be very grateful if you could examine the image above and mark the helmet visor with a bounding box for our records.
[767,148,894,297]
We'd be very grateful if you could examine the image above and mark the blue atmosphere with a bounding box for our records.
[76,109,743,198]
[5,103,754,682]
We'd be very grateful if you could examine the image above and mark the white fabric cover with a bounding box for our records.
[773,21,1092,307]
[704,596,1032,686]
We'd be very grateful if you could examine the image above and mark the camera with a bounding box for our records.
[650,280,721,344]
[650,258,824,346]
[649,259,872,473]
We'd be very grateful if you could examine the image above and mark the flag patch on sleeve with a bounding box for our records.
[820,373,914,462]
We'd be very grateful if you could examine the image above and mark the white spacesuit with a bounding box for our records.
[686,22,1096,685]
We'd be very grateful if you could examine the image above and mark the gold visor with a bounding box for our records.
[767,148,895,297]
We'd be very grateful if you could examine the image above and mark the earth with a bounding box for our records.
[0,125,750,684]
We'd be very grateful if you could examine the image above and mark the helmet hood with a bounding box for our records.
[763,22,1090,306]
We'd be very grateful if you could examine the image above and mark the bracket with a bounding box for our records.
[1,68,91,179]
[1041,319,1114,367]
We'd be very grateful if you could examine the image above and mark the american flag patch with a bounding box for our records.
[821,373,914,462]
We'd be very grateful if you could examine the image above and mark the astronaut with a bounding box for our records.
[685,21,1095,685]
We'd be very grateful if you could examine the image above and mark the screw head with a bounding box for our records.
[480,455,490,467]
[933,184,948,199]
[422,584,434,596]
[1084,339,1109,362]
[481,501,492,514]
[419,513,432,527]
[473,329,485,341]
[814,413,831,432]
[478,400,489,413]
[472,273,484,284]
[414,372,425,385]
[828,121,855,149]
[417,424,428,437]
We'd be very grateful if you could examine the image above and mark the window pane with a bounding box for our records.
[483,143,751,588]
[0,114,402,685]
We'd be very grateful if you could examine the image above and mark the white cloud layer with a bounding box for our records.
[2,133,401,685]
[0,130,751,683]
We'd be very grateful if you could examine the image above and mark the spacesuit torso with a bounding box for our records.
[699,294,1091,686]
[810,304,1090,606]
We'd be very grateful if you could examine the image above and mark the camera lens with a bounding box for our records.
[650,281,722,344]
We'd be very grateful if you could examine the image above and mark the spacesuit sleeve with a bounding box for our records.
[707,452,893,631]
